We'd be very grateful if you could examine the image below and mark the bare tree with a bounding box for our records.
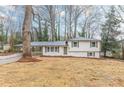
[68,5,73,39]
[46,5,56,41]
[22,5,32,57]
[79,6,102,39]
[64,6,67,40]
[73,6,83,38]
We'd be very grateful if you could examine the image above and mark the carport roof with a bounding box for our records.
[15,41,67,47]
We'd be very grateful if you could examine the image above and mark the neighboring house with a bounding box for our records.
[0,43,10,53]
[3,44,11,51]
[16,38,101,58]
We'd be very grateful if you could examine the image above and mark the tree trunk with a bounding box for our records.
[0,23,4,49]
[122,43,124,59]
[22,5,32,57]
[74,19,77,38]
[51,7,56,41]
[38,15,42,41]
[47,5,56,41]
[103,50,106,57]
[122,50,124,60]
[69,6,72,39]
[64,6,67,40]
[58,13,60,41]
[10,30,14,51]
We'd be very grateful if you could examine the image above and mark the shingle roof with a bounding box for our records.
[15,38,101,47]
[69,37,101,41]
[15,41,67,47]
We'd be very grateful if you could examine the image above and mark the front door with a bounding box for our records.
[64,47,67,55]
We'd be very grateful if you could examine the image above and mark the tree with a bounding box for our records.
[67,5,73,39]
[73,6,83,38]
[22,5,32,57]
[116,6,124,59]
[78,6,101,39]
[37,14,42,41]
[64,6,67,40]
[0,22,4,49]
[101,6,121,57]
[56,6,61,41]
[42,20,49,41]
[46,5,56,41]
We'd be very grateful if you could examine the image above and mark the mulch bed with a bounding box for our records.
[18,57,42,63]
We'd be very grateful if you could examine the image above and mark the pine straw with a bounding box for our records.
[18,57,41,62]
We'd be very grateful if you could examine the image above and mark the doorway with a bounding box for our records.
[64,47,67,55]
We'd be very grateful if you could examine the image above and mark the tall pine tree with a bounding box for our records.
[0,22,4,49]
[42,21,48,41]
[101,6,121,57]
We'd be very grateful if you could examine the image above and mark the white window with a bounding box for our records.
[87,52,95,57]
[51,47,54,52]
[45,47,49,52]
[72,41,79,47]
[45,46,59,52]
[55,47,57,52]
[47,47,49,52]
[55,47,59,52]
[90,41,98,47]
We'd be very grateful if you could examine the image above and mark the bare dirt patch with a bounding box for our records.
[0,56,124,87]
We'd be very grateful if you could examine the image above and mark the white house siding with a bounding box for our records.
[42,46,65,56]
[95,52,100,58]
[68,51,84,57]
[68,41,101,51]
[68,51,100,58]
[68,41,101,58]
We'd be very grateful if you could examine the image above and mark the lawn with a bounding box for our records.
[0,56,124,87]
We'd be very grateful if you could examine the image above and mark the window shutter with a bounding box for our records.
[78,41,79,47]
[90,41,91,47]
[58,47,59,53]
[47,47,49,52]
[96,42,98,47]
[71,41,73,47]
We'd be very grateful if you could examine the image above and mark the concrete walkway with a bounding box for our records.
[0,53,22,65]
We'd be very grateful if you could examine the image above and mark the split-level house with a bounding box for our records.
[16,38,101,58]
